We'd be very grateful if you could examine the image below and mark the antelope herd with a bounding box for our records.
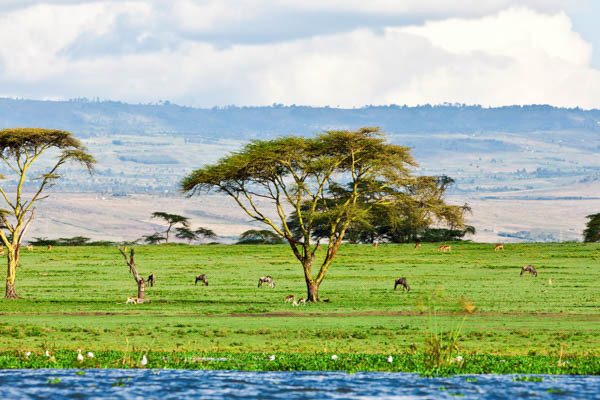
[11,240,545,305]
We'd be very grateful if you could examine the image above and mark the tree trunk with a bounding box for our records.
[5,250,19,299]
[137,278,146,302]
[306,280,320,302]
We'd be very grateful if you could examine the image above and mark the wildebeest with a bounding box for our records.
[147,273,155,287]
[195,274,208,286]
[520,265,538,277]
[258,276,274,288]
[494,244,504,251]
[438,245,451,252]
[394,277,410,291]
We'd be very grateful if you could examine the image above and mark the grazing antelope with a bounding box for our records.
[47,244,52,251]
[26,244,33,251]
[438,245,451,252]
[373,241,378,248]
[126,296,144,304]
[520,265,538,277]
[147,273,155,287]
[194,274,208,286]
[494,244,504,251]
[548,279,552,285]
[394,277,410,291]
[292,297,306,306]
[415,242,421,249]
[284,295,295,303]
[258,276,274,288]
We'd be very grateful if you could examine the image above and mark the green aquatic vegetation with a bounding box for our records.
[422,287,469,372]
[0,351,598,375]
[46,378,61,384]
[112,378,128,387]
[513,376,544,382]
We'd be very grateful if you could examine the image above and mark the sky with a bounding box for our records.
[0,0,599,108]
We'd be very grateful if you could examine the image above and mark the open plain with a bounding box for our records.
[1,242,599,359]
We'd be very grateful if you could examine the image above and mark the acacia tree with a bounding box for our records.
[286,176,470,244]
[237,229,285,244]
[182,127,465,302]
[151,212,189,243]
[583,213,600,242]
[175,226,217,243]
[0,128,95,299]
[142,232,166,244]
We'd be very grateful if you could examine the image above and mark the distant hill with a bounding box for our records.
[1,98,599,243]
[1,98,599,138]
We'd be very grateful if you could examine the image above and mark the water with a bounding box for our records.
[1,369,599,399]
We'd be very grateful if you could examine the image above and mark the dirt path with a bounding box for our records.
[2,311,600,319]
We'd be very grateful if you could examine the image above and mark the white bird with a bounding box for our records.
[331,355,338,361]
[87,352,94,358]
[268,355,275,361]
[25,352,31,357]
[455,355,463,362]
[76,349,84,362]
[140,355,148,367]
[387,356,393,363]
[45,350,50,357]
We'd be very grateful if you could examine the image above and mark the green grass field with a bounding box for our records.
[1,242,599,360]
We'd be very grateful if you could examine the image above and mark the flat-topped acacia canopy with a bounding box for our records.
[0,128,94,172]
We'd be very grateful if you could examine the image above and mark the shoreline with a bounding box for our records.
[1,352,599,375]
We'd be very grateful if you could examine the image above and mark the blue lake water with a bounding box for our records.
[1,369,600,399]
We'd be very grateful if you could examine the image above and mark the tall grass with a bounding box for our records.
[422,287,470,372]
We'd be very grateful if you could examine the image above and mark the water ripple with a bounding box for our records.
[0,369,599,399]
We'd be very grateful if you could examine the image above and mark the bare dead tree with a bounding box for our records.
[118,247,146,303]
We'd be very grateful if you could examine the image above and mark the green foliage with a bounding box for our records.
[0,350,598,375]
[422,288,468,372]
[583,213,600,242]
[30,237,116,246]
[142,232,166,245]
[175,227,217,243]
[195,228,217,240]
[151,212,190,243]
[182,128,466,298]
[237,229,284,244]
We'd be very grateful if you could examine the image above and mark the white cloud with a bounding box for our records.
[0,1,598,108]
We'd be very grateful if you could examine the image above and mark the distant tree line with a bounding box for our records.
[30,236,116,246]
